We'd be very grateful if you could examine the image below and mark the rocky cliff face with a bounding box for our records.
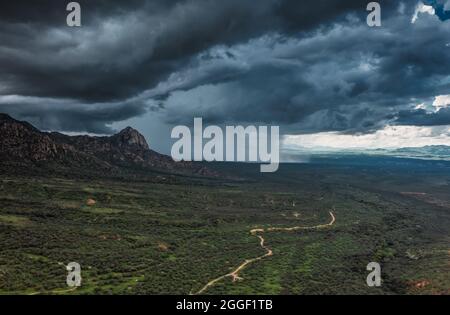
[111,127,150,151]
[0,113,107,168]
[0,113,215,176]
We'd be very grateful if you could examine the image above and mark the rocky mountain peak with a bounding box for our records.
[0,113,40,132]
[0,113,13,121]
[113,127,149,151]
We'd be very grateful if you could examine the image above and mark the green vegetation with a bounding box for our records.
[0,160,449,295]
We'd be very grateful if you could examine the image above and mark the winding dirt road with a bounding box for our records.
[194,211,336,295]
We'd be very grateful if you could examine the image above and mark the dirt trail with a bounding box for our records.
[193,211,336,295]
[28,287,77,295]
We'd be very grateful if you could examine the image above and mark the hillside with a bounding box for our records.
[0,113,214,177]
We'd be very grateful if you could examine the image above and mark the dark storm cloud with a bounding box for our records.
[0,96,147,133]
[0,1,156,25]
[0,0,381,102]
[155,4,450,134]
[396,108,450,126]
[0,0,449,134]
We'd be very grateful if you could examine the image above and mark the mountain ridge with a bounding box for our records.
[0,113,215,177]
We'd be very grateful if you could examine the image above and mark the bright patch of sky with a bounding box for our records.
[433,94,450,110]
[284,125,450,150]
[412,2,436,23]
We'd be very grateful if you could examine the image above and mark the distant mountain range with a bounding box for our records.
[0,113,215,177]
[282,145,450,162]
[384,146,450,160]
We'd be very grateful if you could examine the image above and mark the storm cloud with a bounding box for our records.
[0,0,449,138]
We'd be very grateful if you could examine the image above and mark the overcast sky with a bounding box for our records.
[1,0,450,153]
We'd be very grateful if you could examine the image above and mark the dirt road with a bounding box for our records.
[28,287,77,295]
[194,211,336,295]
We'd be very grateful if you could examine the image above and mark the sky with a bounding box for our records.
[0,0,450,154]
